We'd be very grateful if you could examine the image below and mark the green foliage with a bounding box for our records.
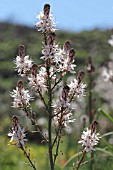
[1,22,113,169]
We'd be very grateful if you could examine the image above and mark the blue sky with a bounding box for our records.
[0,0,113,32]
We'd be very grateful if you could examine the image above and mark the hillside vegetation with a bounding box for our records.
[0,22,113,170]
[0,22,112,117]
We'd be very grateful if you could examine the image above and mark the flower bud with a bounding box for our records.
[12,115,19,131]
[12,115,19,124]
[63,40,71,52]
[77,70,85,84]
[31,64,38,77]
[90,120,98,134]
[17,80,24,92]
[69,48,76,63]
[47,32,56,46]
[18,45,25,60]
[62,85,70,101]
[44,4,50,16]
[87,56,95,74]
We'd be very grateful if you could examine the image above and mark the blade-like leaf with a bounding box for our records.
[98,108,113,123]
[96,147,113,156]
[102,132,113,138]
[62,152,82,169]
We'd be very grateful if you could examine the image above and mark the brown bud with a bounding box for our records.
[44,4,50,16]
[18,45,25,59]
[12,115,19,122]
[63,40,71,51]
[62,85,70,100]
[87,56,95,74]
[77,70,85,84]
[90,120,98,134]
[12,115,19,131]
[69,48,76,63]
[31,64,38,77]
[17,80,24,91]
[47,33,56,46]
[12,115,19,126]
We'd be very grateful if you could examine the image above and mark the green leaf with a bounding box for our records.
[62,152,82,169]
[98,108,113,123]
[96,147,113,157]
[102,132,113,138]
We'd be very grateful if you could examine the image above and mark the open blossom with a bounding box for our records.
[15,45,33,76]
[78,128,100,152]
[53,86,75,127]
[28,64,47,91]
[68,71,86,99]
[53,98,75,127]
[78,121,100,152]
[108,35,113,46]
[15,55,33,75]
[102,66,113,82]
[11,80,33,108]
[41,32,59,61]
[35,4,56,33]
[8,115,27,147]
[69,79,86,99]
[55,47,76,74]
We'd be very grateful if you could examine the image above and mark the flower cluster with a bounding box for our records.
[11,80,33,108]
[28,64,46,92]
[8,115,27,147]
[108,35,113,46]
[78,121,100,152]
[15,45,33,76]
[68,71,86,99]
[55,43,76,74]
[102,66,113,82]
[36,4,76,75]
[53,85,75,127]
[35,4,56,33]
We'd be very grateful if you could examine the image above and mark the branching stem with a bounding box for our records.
[20,144,37,170]
[76,151,86,170]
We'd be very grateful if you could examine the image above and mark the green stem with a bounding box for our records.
[89,75,92,124]
[53,125,62,164]
[46,59,54,170]
[88,74,94,170]
[76,151,86,170]
[20,144,37,170]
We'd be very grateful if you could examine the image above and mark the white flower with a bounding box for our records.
[108,35,113,46]
[8,127,27,146]
[8,115,27,147]
[54,111,75,127]
[41,44,59,61]
[68,79,86,99]
[28,74,46,91]
[102,67,113,82]
[54,49,76,74]
[53,98,75,127]
[11,87,32,108]
[36,12,56,33]
[78,128,100,152]
[15,55,33,75]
